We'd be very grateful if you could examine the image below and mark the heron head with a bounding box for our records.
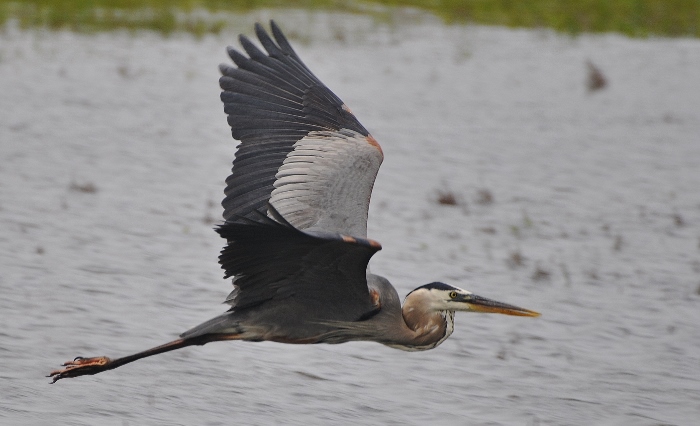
[408,282,540,317]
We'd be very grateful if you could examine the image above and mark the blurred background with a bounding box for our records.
[0,0,698,37]
[1,1,699,425]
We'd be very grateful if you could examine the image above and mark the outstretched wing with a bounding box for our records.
[216,206,382,320]
[219,21,383,237]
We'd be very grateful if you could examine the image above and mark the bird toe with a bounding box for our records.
[48,356,111,383]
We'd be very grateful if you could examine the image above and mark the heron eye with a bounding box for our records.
[449,291,457,299]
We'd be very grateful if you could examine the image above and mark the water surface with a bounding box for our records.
[1,12,699,426]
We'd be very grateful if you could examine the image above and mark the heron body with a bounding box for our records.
[49,21,539,383]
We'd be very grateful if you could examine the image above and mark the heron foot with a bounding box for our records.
[48,356,112,383]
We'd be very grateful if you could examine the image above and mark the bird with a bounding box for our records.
[48,21,540,383]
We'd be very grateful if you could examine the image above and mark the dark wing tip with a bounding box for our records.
[269,20,296,56]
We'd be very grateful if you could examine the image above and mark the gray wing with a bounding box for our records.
[216,206,382,321]
[220,21,383,237]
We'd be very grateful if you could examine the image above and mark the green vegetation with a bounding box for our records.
[0,0,697,37]
[381,0,699,37]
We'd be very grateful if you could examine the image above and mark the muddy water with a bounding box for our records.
[2,11,700,426]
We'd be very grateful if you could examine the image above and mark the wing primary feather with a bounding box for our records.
[239,34,269,62]
[254,23,286,58]
[270,20,303,63]
[219,21,378,227]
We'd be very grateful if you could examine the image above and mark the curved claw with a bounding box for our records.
[48,356,111,383]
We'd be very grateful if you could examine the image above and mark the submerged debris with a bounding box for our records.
[585,269,600,281]
[69,181,97,193]
[475,189,494,205]
[506,250,525,268]
[613,235,624,251]
[531,265,551,281]
[586,60,607,92]
[673,213,684,227]
[479,226,497,235]
[436,189,459,206]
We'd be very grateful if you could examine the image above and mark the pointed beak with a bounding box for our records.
[457,294,541,317]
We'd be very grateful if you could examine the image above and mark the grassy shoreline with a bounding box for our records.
[1,0,698,37]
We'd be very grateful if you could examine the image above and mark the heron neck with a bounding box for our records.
[399,298,454,350]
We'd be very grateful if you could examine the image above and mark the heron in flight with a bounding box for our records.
[49,21,539,383]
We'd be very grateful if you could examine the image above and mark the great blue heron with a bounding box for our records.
[48,21,539,383]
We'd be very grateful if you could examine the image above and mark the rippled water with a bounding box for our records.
[2,11,700,426]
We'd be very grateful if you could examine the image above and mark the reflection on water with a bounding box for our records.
[1,11,700,426]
